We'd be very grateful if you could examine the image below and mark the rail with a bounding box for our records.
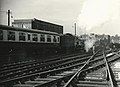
[0,53,92,81]
[1,49,117,86]
[0,52,90,71]
[11,49,118,87]
[63,45,118,87]
[103,49,117,87]
[63,50,100,87]
[0,52,94,86]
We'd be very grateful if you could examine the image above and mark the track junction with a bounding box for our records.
[0,46,120,87]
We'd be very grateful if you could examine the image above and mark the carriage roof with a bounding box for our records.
[0,25,60,35]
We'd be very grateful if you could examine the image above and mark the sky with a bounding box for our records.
[0,0,120,36]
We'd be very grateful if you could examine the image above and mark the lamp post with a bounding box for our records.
[74,23,76,36]
[74,23,77,48]
[7,10,11,26]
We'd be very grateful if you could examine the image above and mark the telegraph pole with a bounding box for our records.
[7,10,11,26]
[74,23,77,47]
[74,23,76,36]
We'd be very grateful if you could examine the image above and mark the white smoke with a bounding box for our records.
[77,0,120,32]
[77,0,120,52]
[84,37,96,52]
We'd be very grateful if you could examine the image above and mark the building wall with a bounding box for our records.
[32,19,63,34]
[12,19,32,29]
[12,18,63,34]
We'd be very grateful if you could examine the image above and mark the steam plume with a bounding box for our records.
[77,0,120,52]
[84,37,96,52]
[77,0,120,32]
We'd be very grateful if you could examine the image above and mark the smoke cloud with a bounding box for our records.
[77,0,120,52]
[84,37,96,52]
[77,0,120,32]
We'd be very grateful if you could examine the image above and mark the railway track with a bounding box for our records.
[0,49,112,87]
[0,47,117,87]
[0,52,87,71]
[0,53,92,80]
[0,50,105,87]
[64,49,120,87]
[0,52,96,86]
[11,50,120,87]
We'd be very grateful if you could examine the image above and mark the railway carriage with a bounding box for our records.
[0,25,60,64]
[0,25,86,64]
[0,25,60,43]
[60,33,75,53]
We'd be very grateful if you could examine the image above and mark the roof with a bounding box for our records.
[61,33,74,37]
[0,25,60,35]
[13,19,32,22]
[12,18,63,27]
[33,18,63,27]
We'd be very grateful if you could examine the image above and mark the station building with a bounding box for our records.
[12,18,63,34]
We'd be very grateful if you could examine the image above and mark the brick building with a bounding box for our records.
[12,18,63,34]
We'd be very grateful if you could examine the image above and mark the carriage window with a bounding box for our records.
[32,34,38,41]
[8,31,15,41]
[47,35,51,42]
[53,36,57,42]
[57,37,60,42]
[40,34,45,42]
[28,34,31,40]
[0,30,3,40]
[19,32,26,41]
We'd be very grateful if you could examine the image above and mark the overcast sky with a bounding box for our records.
[0,0,120,36]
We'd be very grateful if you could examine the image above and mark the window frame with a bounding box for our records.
[47,35,51,42]
[7,30,15,41]
[32,33,38,42]
[19,32,26,41]
[40,34,45,42]
[53,36,57,43]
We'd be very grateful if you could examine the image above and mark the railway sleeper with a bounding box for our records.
[0,51,112,86]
